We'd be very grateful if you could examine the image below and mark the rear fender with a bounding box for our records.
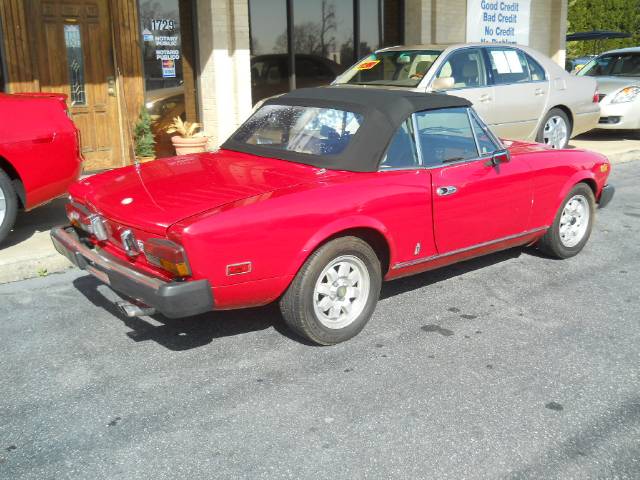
[290,215,396,278]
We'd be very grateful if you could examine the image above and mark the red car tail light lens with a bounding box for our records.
[143,238,192,277]
[593,89,599,103]
[65,202,109,241]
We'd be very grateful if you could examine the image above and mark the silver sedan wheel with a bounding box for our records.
[559,194,590,247]
[542,115,568,149]
[0,183,6,226]
[313,255,370,330]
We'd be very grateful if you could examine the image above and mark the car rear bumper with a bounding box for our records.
[51,226,214,318]
[598,184,615,208]
[597,101,640,130]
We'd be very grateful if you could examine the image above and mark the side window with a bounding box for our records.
[524,54,546,81]
[487,48,531,84]
[414,107,479,166]
[469,112,498,155]
[380,119,419,169]
[436,48,487,89]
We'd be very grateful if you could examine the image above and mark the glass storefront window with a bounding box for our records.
[249,0,404,105]
[138,0,196,157]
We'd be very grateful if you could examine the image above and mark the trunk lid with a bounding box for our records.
[594,76,640,96]
[73,149,340,234]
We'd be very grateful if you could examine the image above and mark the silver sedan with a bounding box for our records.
[333,43,600,149]
[576,47,640,132]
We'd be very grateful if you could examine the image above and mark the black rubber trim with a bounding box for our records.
[51,225,214,319]
[598,184,614,209]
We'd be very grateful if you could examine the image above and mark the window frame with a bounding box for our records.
[431,46,489,91]
[378,107,503,172]
[483,47,548,86]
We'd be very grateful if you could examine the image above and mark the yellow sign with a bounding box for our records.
[356,60,380,70]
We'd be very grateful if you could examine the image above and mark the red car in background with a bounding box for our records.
[52,88,614,345]
[0,93,82,244]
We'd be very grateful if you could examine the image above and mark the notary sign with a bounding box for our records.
[466,0,531,45]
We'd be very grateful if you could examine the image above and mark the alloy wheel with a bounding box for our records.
[542,115,568,149]
[313,255,371,329]
[0,184,6,226]
[559,194,590,247]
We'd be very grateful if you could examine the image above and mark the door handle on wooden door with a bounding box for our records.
[107,76,116,96]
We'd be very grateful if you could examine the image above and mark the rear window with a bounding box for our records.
[578,53,640,77]
[335,50,443,88]
[231,105,363,156]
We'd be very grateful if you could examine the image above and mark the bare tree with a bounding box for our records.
[319,0,337,57]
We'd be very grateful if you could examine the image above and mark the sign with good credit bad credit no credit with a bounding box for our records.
[466,0,531,45]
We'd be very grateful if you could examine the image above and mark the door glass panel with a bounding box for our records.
[487,48,531,84]
[64,24,86,106]
[415,108,479,166]
[436,48,487,89]
[525,54,546,81]
[380,119,418,169]
[470,113,498,155]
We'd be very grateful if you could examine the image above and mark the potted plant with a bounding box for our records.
[166,116,208,155]
[133,107,156,163]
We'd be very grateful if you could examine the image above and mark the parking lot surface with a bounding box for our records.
[1,161,638,480]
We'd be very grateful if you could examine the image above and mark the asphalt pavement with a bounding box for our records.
[1,161,639,480]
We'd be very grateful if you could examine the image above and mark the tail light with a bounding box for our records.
[593,89,599,103]
[65,202,108,240]
[143,238,192,277]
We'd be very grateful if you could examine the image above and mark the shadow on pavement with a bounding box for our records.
[4,198,67,248]
[72,246,531,350]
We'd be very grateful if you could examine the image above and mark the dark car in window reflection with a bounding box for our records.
[251,54,345,104]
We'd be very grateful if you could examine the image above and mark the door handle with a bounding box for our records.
[107,76,116,97]
[534,88,545,96]
[479,94,491,102]
[436,186,458,196]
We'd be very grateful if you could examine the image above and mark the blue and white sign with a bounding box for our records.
[466,0,531,45]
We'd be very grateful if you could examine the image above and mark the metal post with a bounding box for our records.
[353,0,360,62]
[286,0,296,91]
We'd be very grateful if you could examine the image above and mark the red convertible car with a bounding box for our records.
[51,88,614,345]
[0,93,82,244]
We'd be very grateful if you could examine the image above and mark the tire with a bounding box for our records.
[0,169,18,245]
[537,183,595,259]
[279,236,382,345]
[537,108,572,149]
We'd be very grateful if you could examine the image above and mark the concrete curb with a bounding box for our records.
[0,253,72,284]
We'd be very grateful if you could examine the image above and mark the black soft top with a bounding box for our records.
[221,86,471,172]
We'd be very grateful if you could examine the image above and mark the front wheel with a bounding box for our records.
[279,236,382,345]
[537,108,572,149]
[537,183,595,259]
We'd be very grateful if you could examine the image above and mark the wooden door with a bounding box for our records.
[31,0,124,171]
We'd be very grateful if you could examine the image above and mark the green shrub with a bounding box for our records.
[134,107,155,158]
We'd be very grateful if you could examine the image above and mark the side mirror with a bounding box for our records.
[487,149,510,166]
[431,76,454,91]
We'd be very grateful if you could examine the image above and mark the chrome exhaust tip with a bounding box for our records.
[116,301,156,318]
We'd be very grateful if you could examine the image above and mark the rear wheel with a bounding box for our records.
[0,169,18,245]
[537,108,571,149]
[279,236,382,345]
[537,183,595,259]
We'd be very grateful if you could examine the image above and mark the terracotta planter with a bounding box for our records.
[171,135,209,155]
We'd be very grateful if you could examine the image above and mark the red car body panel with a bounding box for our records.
[67,141,610,311]
[0,93,81,209]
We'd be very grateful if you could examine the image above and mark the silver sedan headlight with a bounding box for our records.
[611,86,640,104]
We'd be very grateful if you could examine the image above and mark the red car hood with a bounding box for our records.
[71,149,341,234]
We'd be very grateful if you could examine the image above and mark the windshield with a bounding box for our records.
[578,52,640,77]
[335,50,443,87]
[231,105,363,156]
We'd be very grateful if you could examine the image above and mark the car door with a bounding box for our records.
[483,47,549,141]
[427,47,496,127]
[414,107,533,254]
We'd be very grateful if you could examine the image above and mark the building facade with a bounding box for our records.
[0,0,568,171]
